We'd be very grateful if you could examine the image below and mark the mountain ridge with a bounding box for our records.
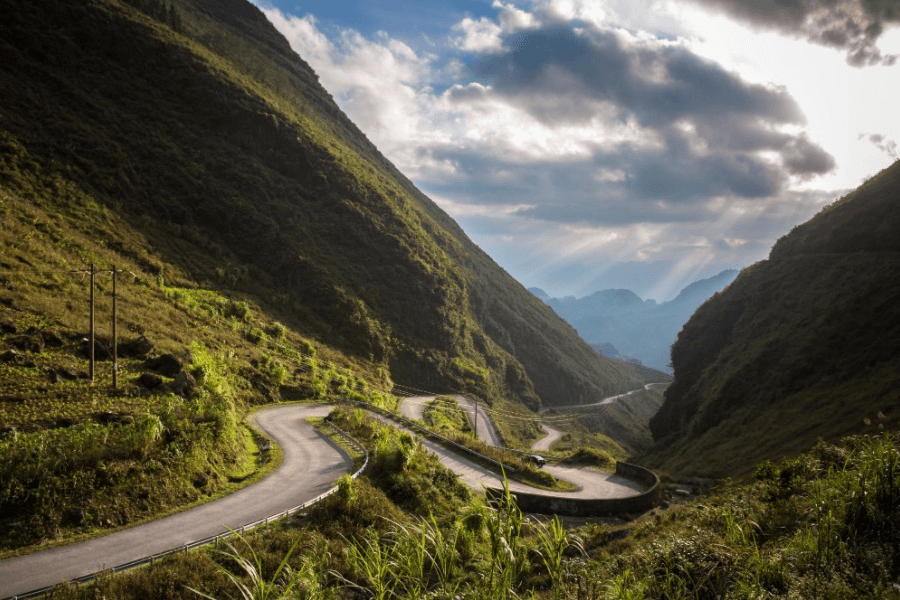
[530,269,739,372]
[0,0,647,416]
[644,160,900,477]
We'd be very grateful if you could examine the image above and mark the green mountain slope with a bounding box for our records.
[0,0,645,414]
[644,160,900,477]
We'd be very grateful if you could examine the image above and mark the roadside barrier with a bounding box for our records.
[343,399,661,517]
[486,460,661,517]
[339,398,515,473]
[7,399,661,598]
[4,420,368,600]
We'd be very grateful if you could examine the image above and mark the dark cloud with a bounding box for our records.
[445,25,835,222]
[471,27,805,127]
[862,132,899,157]
[781,133,838,174]
[688,0,900,66]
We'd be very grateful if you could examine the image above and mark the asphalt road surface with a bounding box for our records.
[531,423,564,452]
[452,395,502,447]
[540,382,668,413]
[398,395,431,421]
[399,395,502,447]
[2,400,647,597]
[0,404,350,599]
[392,398,642,499]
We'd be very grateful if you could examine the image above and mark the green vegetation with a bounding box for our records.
[0,0,652,553]
[422,396,472,435]
[415,399,568,490]
[0,0,648,419]
[42,431,900,599]
[648,159,900,477]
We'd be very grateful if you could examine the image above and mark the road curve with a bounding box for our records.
[398,396,432,421]
[2,400,648,597]
[531,423,564,452]
[420,433,643,499]
[0,404,352,599]
[394,398,643,499]
[453,395,502,447]
[399,395,502,448]
[540,382,668,413]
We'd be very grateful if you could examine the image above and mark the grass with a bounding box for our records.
[422,396,472,436]
[0,0,659,560]
[46,430,900,599]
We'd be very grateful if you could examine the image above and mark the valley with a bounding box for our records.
[0,0,898,597]
[0,399,650,598]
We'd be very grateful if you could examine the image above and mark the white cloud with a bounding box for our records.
[453,16,504,53]
[261,1,894,299]
[673,4,900,192]
[493,0,541,31]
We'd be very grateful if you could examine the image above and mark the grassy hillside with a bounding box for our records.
[34,421,900,599]
[645,160,900,477]
[0,0,645,417]
[0,0,652,549]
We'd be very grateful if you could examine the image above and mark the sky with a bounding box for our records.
[253,0,900,301]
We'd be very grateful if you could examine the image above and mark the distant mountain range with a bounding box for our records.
[530,269,739,372]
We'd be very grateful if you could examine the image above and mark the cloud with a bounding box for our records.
[862,133,899,158]
[438,24,835,219]
[454,16,505,53]
[685,0,900,66]
[263,1,846,299]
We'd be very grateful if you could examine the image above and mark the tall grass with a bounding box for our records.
[187,530,308,600]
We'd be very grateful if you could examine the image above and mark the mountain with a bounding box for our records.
[644,160,900,477]
[0,0,649,413]
[590,342,641,364]
[530,270,738,372]
[0,0,659,548]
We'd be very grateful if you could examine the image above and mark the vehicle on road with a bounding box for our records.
[526,454,546,468]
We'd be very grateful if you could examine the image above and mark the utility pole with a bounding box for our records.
[89,263,95,382]
[112,265,118,390]
[474,397,478,439]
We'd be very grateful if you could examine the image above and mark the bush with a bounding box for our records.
[225,300,251,321]
[336,473,357,505]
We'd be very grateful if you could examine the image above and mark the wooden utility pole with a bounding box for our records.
[112,265,118,390]
[89,263,95,382]
[474,397,478,439]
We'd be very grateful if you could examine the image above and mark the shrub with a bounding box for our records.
[265,321,285,340]
[225,300,251,321]
[336,473,357,505]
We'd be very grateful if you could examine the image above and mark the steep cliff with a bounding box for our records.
[645,160,900,477]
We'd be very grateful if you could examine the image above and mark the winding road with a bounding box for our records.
[539,382,668,413]
[531,423,564,452]
[0,398,647,598]
[400,395,501,447]
[392,397,642,499]
[0,405,350,599]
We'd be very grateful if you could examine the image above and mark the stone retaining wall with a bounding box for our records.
[488,461,661,517]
